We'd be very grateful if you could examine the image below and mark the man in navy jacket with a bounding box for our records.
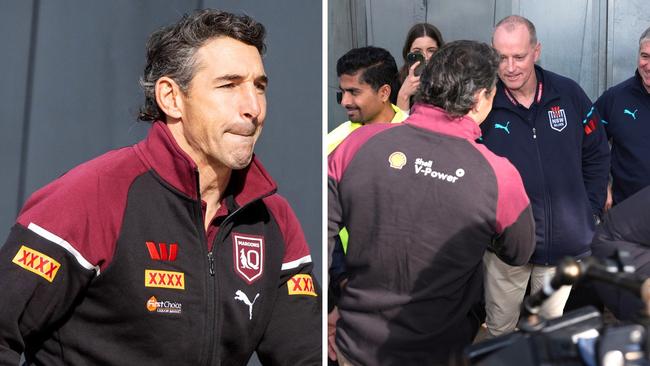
[480,15,610,337]
[595,26,650,209]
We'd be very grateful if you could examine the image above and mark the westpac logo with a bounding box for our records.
[145,269,185,290]
[146,241,178,261]
[12,245,61,282]
[287,274,317,296]
[414,158,465,184]
[233,233,264,284]
[146,296,182,314]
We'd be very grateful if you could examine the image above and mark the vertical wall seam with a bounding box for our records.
[578,0,588,86]
[16,0,40,215]
[365,0,373,46]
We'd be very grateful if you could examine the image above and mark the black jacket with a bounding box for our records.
[591,185,650,320]
[481,65,610,265]
[0,122,321,365]
[328,104,535,365]
[595,71,650,204]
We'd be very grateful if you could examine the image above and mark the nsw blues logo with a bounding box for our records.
[548,106,567,132]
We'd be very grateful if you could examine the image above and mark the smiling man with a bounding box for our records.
[0,9,320,365]
[594,26,650,208]
[327,46,406,154]
[479,15,610,337]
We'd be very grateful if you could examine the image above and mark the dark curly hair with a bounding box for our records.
[417,40,499,118]
[336,46,398,92]
[138,9,266,122]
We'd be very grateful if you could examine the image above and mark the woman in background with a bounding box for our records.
[396,23,444,112]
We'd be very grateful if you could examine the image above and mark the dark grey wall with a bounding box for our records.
[0,2,321,364]
[328,0,650,131]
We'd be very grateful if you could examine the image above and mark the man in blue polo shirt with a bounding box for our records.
[480,15,610,337]
[595,26,650,209]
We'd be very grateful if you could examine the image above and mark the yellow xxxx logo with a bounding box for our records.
[12,245,61,282]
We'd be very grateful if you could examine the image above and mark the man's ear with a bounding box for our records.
[378,84,392,103]
[533,42,542,63]
[155,76,183,120]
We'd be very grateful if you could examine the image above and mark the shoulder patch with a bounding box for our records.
[287,274,317,296]
[12,245,61,282]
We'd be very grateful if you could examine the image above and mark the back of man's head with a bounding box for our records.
[336,46,397,91]
[418,40,500,118]
[139,9,266,122]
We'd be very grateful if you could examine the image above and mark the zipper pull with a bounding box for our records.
[532,127,537,139]
[207,252,215,276]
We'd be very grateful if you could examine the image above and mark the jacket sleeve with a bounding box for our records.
[256,198,321,365]
[328,174,343,269]
[593,90,612,138]
[579,93,611,216]
[488,156,536,266]
[0,223,96,364]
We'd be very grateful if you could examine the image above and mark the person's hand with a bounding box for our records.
[642,279,650,316]
[396,61,421,111]
[327,306,341,360]
[603,184,613,212]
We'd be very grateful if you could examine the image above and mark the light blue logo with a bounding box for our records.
[624,108,638,120]
[494,121,510,134]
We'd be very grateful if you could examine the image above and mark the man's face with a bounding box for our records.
[492,24,540,93]
[179,36,267,170]
[638,40,650,93]
[338,72,386,123]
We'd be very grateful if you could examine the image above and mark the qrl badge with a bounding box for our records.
[233,233,264,284]
[548,106,567,132]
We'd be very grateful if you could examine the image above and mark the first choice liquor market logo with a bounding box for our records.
[146,296,182,314]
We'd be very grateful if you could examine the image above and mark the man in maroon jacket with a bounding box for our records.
[328,40,535,365]
[0,9,320,366]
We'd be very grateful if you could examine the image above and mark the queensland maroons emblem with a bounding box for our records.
[233,233,264,284]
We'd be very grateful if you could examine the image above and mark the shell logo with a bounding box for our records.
[146,296,158,312]
[388,152,407,169]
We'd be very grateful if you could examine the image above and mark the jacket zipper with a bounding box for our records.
[201,179,277,365]
[193,170,217,366]
[531,125,552,265]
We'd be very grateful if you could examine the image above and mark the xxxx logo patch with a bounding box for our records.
[12,245,61,282]
[145,270,185,290]
[287,274,317,296]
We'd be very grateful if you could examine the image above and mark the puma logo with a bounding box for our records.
[624,108,638,120]
[494,121,510,134]
[234,290,260,320]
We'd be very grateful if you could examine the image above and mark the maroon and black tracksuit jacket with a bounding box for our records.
[0,122,320,365]
[328,104,535,364]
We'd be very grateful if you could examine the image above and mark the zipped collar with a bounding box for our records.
[134,121,277,207]
[633,70,650,96]
[407,103,482,141]
[493,65,562,111]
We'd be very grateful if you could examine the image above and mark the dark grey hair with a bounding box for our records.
[139,9,266,122]
[640,26,650,46]
[417,40,500,118]
[493,15,538,46]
